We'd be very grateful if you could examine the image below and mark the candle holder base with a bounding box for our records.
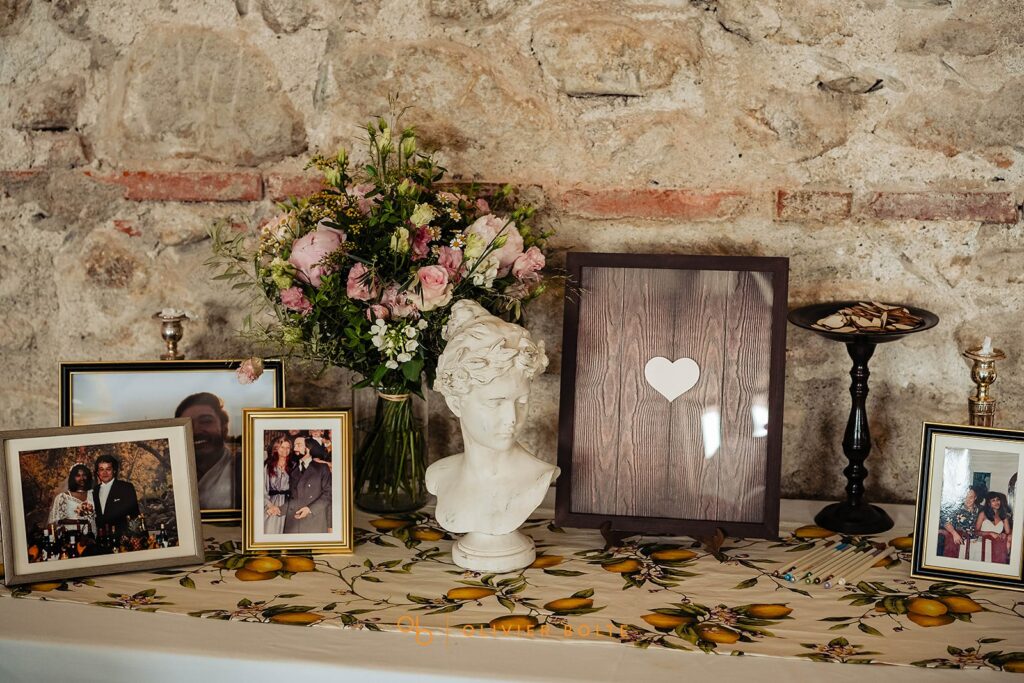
[814,501,893,535]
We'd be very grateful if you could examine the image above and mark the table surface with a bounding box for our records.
[0,498,1020,682]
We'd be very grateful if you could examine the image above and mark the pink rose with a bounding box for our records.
[416,265,452,312]
[280,286,312,314]
[465,214,523,277]
[512,246,545,280]
[476,198,490,214]
[438,246,463,281]
[236,357,265,385]
[346,263,380,301]
[411,227,432,262]
[288,224,346,288]
[365,304,389,322]
[347,183,379,215]
[381,285,419,319]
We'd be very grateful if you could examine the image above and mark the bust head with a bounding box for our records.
[434,301,548,452]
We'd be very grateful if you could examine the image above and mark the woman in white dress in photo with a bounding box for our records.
[47,463,96,535]
[976,491,1013,564]
[264,436,292,535]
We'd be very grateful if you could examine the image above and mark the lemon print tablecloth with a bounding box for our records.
[3,507,1023,674]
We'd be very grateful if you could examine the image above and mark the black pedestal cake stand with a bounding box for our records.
[788,302,939,535]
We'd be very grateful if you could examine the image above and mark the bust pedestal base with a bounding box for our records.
[452,531,535,573]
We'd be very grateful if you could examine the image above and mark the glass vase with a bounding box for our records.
[354,391,428,513]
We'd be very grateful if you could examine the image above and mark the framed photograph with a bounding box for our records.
[556,252,788,539]
[242,409,354,554]
[59,360,285,521]
[0,419,203,586]
[912,422,1024,591]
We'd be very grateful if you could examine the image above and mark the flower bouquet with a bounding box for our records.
[210,113,553,512]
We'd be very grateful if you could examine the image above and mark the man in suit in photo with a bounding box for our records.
[92,454,140,536]
[284,437,332,533]
[306,429,332,467]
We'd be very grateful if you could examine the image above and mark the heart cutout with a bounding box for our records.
[644,357,701,402]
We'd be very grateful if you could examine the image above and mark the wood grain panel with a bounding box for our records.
[614,268,678,518]
[570,267,626,514]
[719,271,774,522]
[663,270,730,520]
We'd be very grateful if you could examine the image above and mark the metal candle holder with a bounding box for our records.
[153,309,191,360]
[963,344,1006,427]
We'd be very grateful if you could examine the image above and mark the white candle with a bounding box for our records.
[982,337,993,355]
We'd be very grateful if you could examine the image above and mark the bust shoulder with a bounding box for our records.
[425,454,464,495]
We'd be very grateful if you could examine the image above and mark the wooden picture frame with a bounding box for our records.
[242,409,354,555]
[0,419,204,586]
[911,422,1024,591]
[59,360,285,522]
[556,252,788,539]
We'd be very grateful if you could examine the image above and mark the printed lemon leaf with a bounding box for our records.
[543,569,585,577]
[829,623,851,631]
[572,588,595,599]
[980,638,1005,644]
[497,596,516,612]
[858,623,883,637]
[734,578,758,589]
[407,594,435,604]
[277,593,300,598]
[178,576,196,589]
[426,604,462,615]
[820,616,855,622]
[361,576,382,583]
[660,638,690,651]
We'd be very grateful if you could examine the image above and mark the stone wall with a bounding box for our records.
[2,0,1022,504]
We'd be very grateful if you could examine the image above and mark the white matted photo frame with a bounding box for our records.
[59,360,286,521]
[912,422,1024,591]
[556,252,788,539]
[242,409,354,555]
[0,419,203,586]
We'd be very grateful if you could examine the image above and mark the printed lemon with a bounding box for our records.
[269,612,323,625]
[447,587,496,601]
[235,568,277,581]
[642,613,694,630]
[794,525,835,539]
[907,612,955,628]
[543,597,593,611]
[907,597,948,617]
[410,527,445,541]
[529,555,563,568]
[281,556,316,573]
[939,596,983,614]
[244,556,284,573]
[650,548,698,562]
[488,615,539,630]
[744,604,793,619]
[601,558,642,573]
[696,624,742,644]
[873,556,896,569]
[28,582,62,592]
[370,518,411,531]
[888,536,913,551]
[1003,659,1024,673]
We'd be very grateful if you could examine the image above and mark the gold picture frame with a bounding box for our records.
[242,409,354,555]
[0,419,204,586]
[912,422,1024,592]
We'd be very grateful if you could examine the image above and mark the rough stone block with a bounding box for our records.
[559,188,757,221]
[0,0,30,36]
[867,192,1018,223]
[428,0,516,21]
[14,76,84,131]
[532,12,701,97]
[258,0,313,33]
[87,170,263,202]
[737,90,855,162]
[111,27,307,165]
[903,19,998,56]
[775,190,852,223]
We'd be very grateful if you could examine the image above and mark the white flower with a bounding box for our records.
[406,340,419,351]
[409,203,436,227]
[404,327,417,338]
[390,227,410,254]
[385,360,399,369]
[371,335,384,349]
[396,352,412,363]
[468,255,499,288]
[463,232,486,260]
[417,319,428,330]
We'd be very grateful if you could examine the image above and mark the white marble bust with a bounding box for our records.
[427,300,559,571]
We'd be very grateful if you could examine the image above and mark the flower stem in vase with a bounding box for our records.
[354,392,428,513]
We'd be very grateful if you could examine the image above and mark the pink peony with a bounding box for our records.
[464,214,523,277]
[347,183,379,215]
[280,286,312,314]
[411,227,432,262]
[365,304,389,322]
[288,224,346,288]
[346,263,380,301]
[512,246,545,280]
[415,265,452,312]
[236,357,265,385]
[438,246,464,281]
[381,284,419,319]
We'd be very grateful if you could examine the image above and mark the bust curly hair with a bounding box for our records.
[434,300,548,399]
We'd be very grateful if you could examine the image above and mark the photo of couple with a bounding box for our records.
[20,440,178,562]
[937,447,1017,566]
[263,429,334,535]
